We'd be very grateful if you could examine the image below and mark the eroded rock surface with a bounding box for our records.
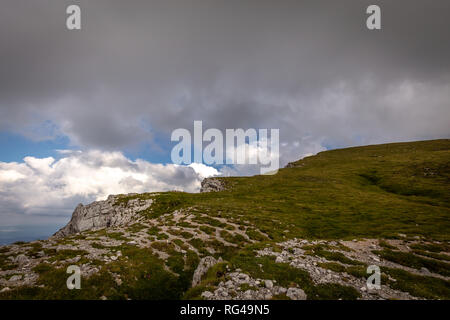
[53,195,153,237]
[200,178,226,193]
[192,256,222,287]
[201,270,307,300]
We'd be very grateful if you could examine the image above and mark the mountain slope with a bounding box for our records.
[0,139,449,300]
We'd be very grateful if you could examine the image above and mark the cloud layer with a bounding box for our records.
[0,0,449,164]
[0,150,219,225]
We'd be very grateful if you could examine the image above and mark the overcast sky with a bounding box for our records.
[0,0,449,227]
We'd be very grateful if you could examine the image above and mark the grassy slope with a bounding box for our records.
[148,139,450,241]
[1,139,449,300]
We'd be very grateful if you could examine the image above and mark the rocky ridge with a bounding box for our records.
[0,198,449,300]
[53,194,153,238]
[200,178,226,193]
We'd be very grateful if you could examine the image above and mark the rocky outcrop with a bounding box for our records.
[200,178,226,193]
[284,161,305,168]
[200,270,307,300]
[286,287,307,300]
[192,256,222,287]
[53,195,153,238]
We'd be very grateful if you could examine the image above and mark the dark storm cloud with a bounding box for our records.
[0,0,449,163]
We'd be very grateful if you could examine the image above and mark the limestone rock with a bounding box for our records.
[200,178,226,193]
[201,291,214,299]
[286,287,307,300]
[265,280,274,289]
[13,254,29,267]
[192,256,221,287]
[53,195,153,237]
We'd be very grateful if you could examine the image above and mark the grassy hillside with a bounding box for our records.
[1,139,449,300]
[145,139,450,241]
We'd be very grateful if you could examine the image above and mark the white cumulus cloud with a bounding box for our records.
[0,150,218,226]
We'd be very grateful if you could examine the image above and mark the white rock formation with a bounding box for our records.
[53,195,153,237]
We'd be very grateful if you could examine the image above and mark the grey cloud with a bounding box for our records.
[0,0,449,162]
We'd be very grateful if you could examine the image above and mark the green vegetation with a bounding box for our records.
[379,240,397,250]
[25,242,44,258]
[0,247,9,254]
[47,249,88,263]
[410,243,449,253]
[384,267,450,299]
[220,230,247,245]
[412,250,450,262]
[120,139,450,241]
[200,262,229,287]
[167,229,194,239]
[127,223,147,233]
[199,225,215,235]
[318,262,347,273]
[0,254,17,271]
[1,245,197,300]
[177,221,197,229]
[304,244,363,265]
[223,245,362,300]
[147,226,169,240]
[106,232,129,241]
[193,216,227,228]
[91,242,107,249]
[375,249,450,276]
[1,139,449,300]
[118,140,450,299]
[310,283,361,300]
[239,283,258,291]
[246,228,268,241]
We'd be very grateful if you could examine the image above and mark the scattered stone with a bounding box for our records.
[286,287,307,300]
[256,238,419,300]
[9,275,22,282]
[238,273,250,282]
[201,291,214,299]
[14,254,29,267]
